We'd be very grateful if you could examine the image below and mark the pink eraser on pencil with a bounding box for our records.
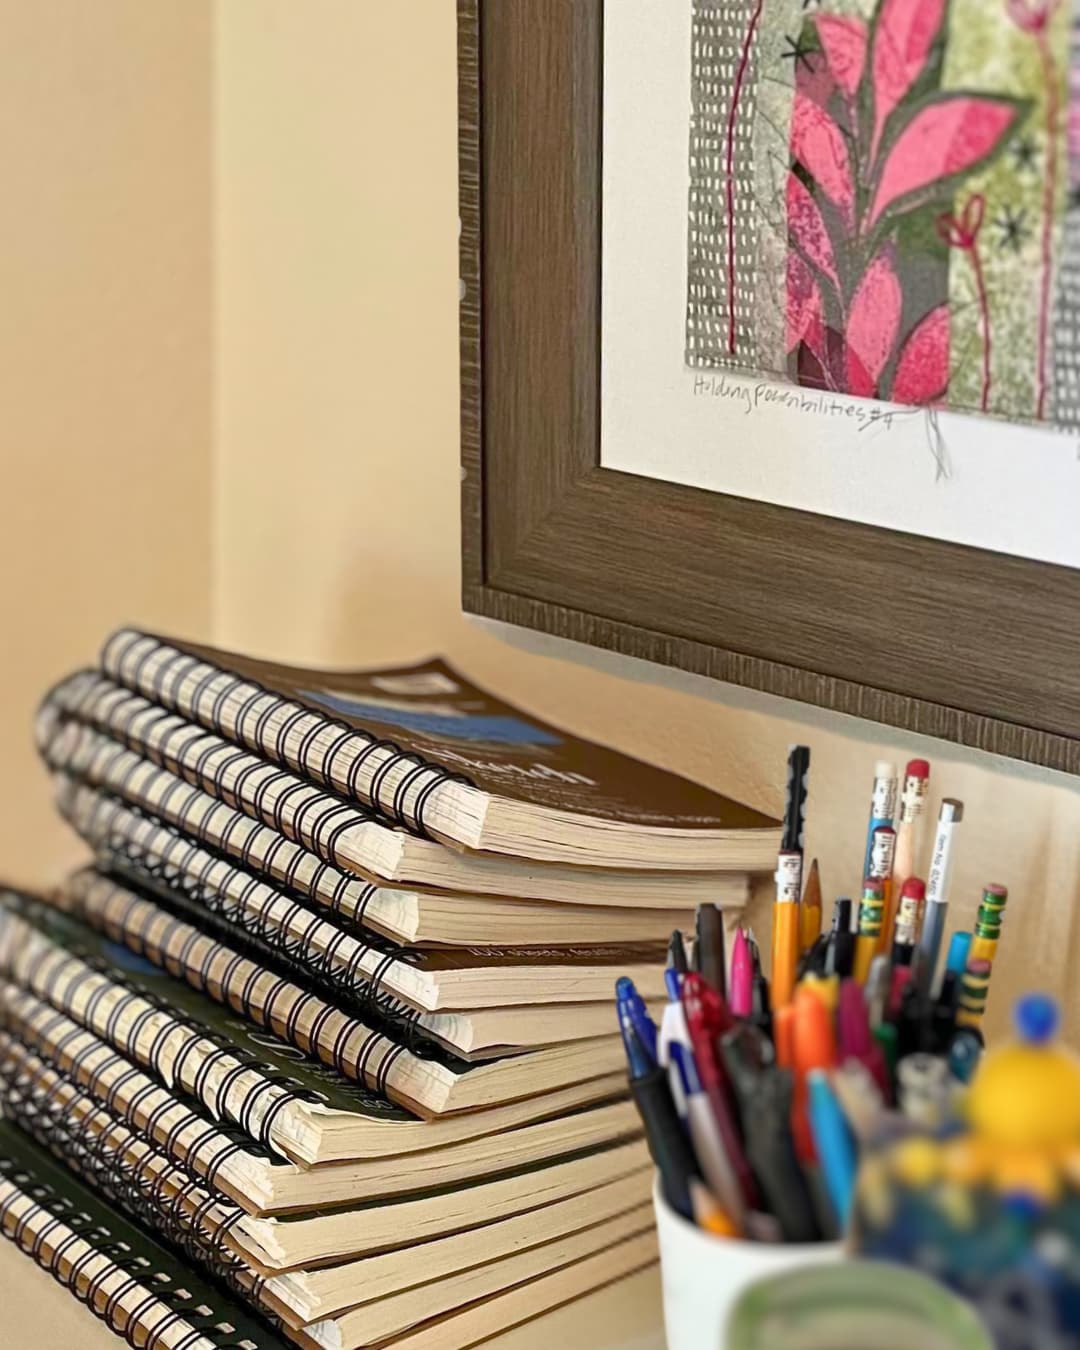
[906,758,930,779]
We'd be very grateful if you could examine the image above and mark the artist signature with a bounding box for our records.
[692,373,896,432]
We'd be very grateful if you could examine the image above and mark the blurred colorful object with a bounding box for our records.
[727,1261,993,1350]
[853,994,1080,1347]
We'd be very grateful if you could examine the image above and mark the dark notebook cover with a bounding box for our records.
[115,630,777,833]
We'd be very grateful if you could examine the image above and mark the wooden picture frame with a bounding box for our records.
[457,0,1080,775]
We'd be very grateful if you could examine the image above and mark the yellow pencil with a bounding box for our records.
[799,858,822,954]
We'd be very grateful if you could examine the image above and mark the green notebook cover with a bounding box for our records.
[0,888,427,1123]
[0,1119,287,1349]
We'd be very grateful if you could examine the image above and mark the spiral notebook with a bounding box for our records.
[40,676,746,910]
[38,706,703,944]
[95,627,779,871]
[50,871,627,1094]
[0,1120,657,1350]
[0,891,626,1161]
[0,1033,649,1282]
[53,782,669,1015]
[0,1121,287,1350]
[0,989,641,1216]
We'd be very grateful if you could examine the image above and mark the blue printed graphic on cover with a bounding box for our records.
[298,689,561,747]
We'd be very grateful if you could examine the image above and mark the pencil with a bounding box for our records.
[862,760,898,879]
[889,759,930,947]
[771,745,810,1011]
[799,858,822,955]
[866,824,896,963]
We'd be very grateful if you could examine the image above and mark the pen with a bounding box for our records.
[615,977,658,1066]
[749,972,773,1043]
[889,759,930,942]
[918,799,963,992]
[676,1027,746,1228]
[807,1069,858,1228]
[694,903,726,997]
[837,977,891,1102]
[623,1020,700,1220]
[945,930,973,979]
[862,760,898,878]
[864,953,890,1028]
[721,1034,821,1243]
[668,929,690,976]
[826,898,855,981]
[658,968,694,1120]
[791,986,837,1163]
[799,858,822,955]
[729,926,753,1018]
[772,745,810,1011]
[681,974,757,1210]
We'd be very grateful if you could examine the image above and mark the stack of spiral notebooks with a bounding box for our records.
[0,627,779,1349]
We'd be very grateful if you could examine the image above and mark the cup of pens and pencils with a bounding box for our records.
[616,750,1013,1349]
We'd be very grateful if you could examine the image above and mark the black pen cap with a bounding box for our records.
[831,898,854,933]
[667,929,689,975]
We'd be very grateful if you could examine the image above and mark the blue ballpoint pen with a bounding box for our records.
[616,976,658,1065]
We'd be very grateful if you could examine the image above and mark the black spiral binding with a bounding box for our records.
[60,786,453,1069]
[51,676,384,874]
[73,855,452,1103]
[6,894,327,1153]
[0,992,266,1199]
[101,629,476,839]
[0,1151,271,1349]
[0,1044,283,1343]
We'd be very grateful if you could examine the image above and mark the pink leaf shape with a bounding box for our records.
[891,305,950,405]
[796,48,837,110]
[868,96,1020,227]
[871,0,947,159]
[787,252,824,355]
[816,15,868,100]
[787,173,839,287]
[791,93,854,226]
[845,249,902,394]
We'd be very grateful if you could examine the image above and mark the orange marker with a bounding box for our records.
[799,858,823,954]
[791,986,837,1163]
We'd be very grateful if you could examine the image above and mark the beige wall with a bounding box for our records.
[2,0,1078,1043]
[0,0,214,886]
[214,0,1080,1042]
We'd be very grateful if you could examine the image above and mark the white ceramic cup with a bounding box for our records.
[652,1177,843,1350]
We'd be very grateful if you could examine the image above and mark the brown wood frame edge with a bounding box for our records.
[463,581,1080,775]
[457,0,1080,778]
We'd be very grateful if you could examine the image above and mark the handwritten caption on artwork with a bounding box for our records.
[691,373,896,433]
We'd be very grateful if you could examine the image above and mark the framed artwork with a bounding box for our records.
[458,0,1080,774]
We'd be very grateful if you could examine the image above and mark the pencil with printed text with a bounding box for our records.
[887,759,930,951]
[865,823,896,971]
[918,799,964,994]
[772,745,810,1011]
[862,761,898,881]
[854,876,885,986]
[799,858,822,955]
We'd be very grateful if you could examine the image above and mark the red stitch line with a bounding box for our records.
[725,0,765,356]
[1035,30,1060,422]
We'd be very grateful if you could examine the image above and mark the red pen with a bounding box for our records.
[837,978,891,1104]
[680,973,758,1208]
